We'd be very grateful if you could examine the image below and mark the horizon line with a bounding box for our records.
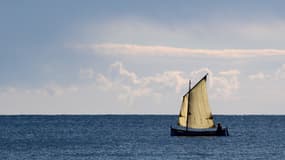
[0,113,284,116]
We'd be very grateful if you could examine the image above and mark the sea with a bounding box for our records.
[0,115,284,160]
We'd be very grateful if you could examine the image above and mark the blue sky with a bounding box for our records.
[1,0,285,114]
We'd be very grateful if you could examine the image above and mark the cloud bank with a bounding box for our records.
[6,61,285,114]
[95,62,241,105]
[72,43,285,58]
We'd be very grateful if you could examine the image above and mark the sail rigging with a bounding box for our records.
[177,74,215,129]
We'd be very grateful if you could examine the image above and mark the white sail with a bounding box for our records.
[177,75,215,129]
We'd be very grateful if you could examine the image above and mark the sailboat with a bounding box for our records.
[170,74,229,136]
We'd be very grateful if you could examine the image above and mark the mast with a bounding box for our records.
[186,80,191,131]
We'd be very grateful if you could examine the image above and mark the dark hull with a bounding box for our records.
[170,127,229,136]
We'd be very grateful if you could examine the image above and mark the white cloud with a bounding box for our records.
[219,70,240,76]
[248,72,268,80]
[110,62,140,84]
[96,62,187,105]
[0,61,241,114]
[211,71,240,100]
[96,73,113,91]
[275,64,285,80]
[248,64,285,80]
[72,43,285,58]
[96,74,155,106]
[94,62,240,105]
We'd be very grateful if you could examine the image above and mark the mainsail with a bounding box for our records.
[178,74,215,129]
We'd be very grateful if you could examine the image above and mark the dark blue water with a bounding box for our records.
[0,115,284,159]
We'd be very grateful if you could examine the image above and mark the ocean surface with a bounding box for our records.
[0,115,284,160]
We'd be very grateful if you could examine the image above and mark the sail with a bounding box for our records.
[188,76,215,128]
[177,75,215,129]
[178,94,189,127]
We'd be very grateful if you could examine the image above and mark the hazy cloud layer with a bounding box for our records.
[0,85,79,97]
[2,62,285,114]
[73,43,285,58]
[95,62,241,105]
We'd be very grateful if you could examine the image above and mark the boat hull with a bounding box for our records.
[170,127,229,136]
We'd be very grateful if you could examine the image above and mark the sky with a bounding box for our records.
[1,0,285,114]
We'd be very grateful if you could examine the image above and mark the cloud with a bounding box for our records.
[70,16,285,50]
[96,73,155,106]
[96,73,113,91]
[110,62,140,84]
[79,68,95,79]
[44,85,79,96]
[72,43,285,58]
[0,62,241,114]
[94,62,240,105]
[0,85,79,97]
[275,64,285,80]
[248,72,268,80]
[95,62,188,105]
[212,70,240,100]
[248,64,285,80]
[219,70,240,76]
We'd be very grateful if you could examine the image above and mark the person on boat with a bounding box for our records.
[217,123,222,132]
